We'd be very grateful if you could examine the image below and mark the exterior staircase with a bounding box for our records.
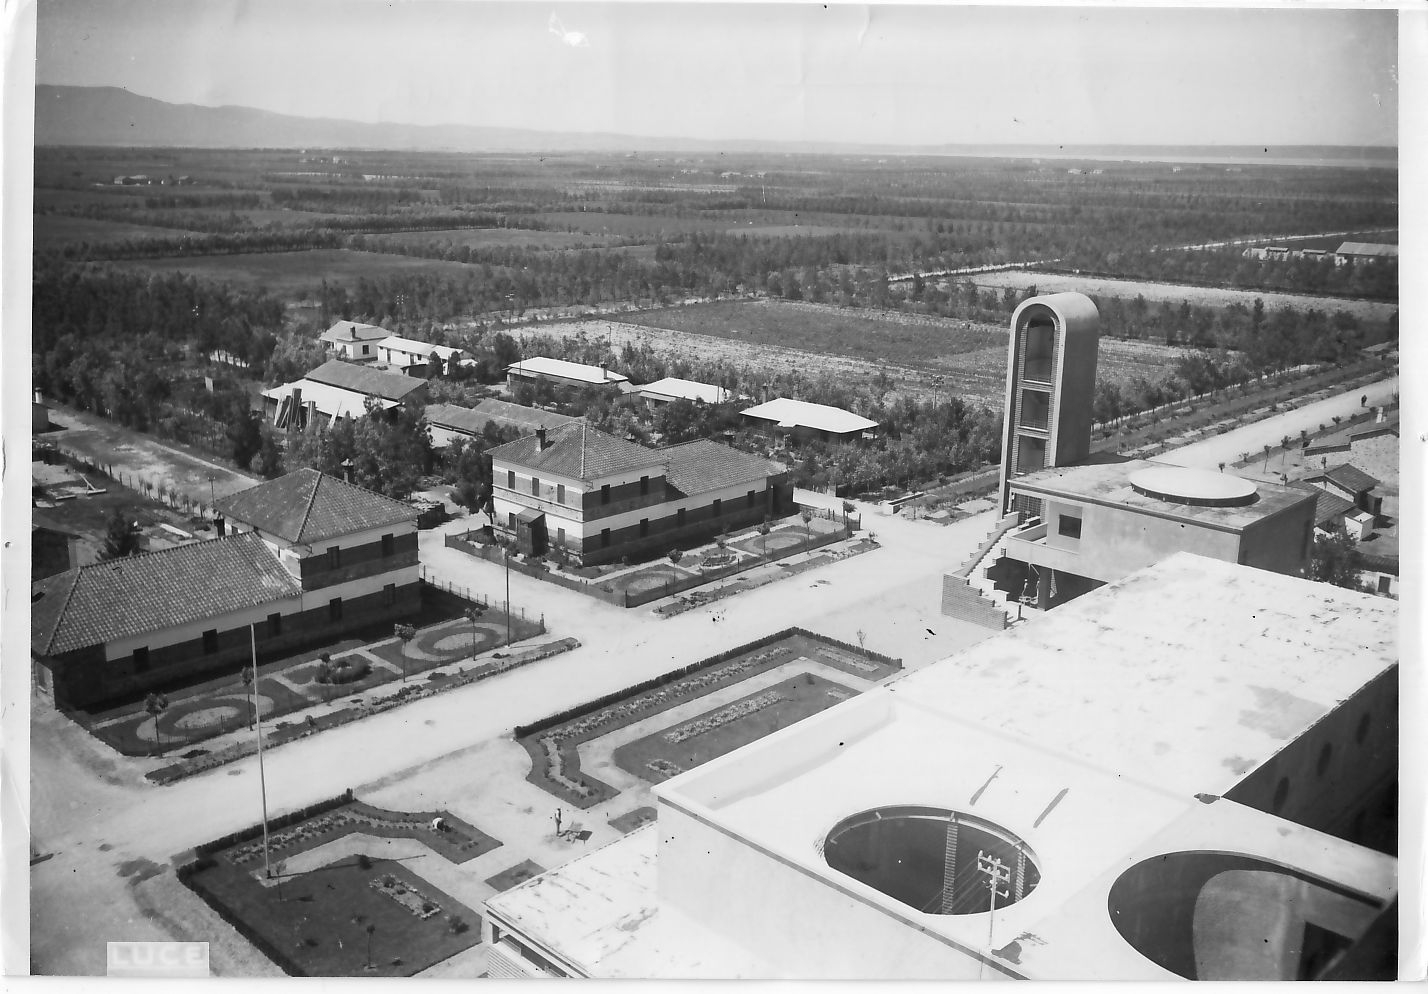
[940,512,1025,630]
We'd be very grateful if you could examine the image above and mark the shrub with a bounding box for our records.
[448,915,469,935]
[357,853,372,870]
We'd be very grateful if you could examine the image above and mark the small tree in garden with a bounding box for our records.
[241,663,255,729]
[1218,462,1226,474]
[667,548,683,567]
[1281,435,1292,467]
[1262,444,1271,471]
[145,692,169,756]
[800,508,813,541]
[463,605,484,657]
[758,519,771,556]
[394,623,416,683]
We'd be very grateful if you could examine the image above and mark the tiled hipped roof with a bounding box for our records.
[1290,482,1356,528]
[662,440,785,497]
[31,533,301,656]
[1322,463,1380,495]
[489,422,664,482]
[216,468,419,545]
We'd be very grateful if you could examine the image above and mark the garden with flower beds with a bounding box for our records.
[179,796,494,976]
[514,629,900,808]
[612,673,856,783]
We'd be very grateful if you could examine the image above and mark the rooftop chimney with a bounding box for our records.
[536,427,548,450]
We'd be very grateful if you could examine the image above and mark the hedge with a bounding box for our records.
[194,789,355,857]
[512,628,900,739]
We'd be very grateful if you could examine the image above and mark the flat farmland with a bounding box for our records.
[623,299,1005,363]
[34,214,201,249]
[966,270,1398,325]
[533,210,732,236]
[374,227,617,250]
[101,249,481,298]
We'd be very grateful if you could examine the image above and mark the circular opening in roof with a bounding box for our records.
[823,806,1040,915]
[1127,466,1259,507]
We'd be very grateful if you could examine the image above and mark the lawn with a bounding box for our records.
[622,298,1007,367]
[613,673,857,783]
[367,610,544,670]
[101,249,484,299]
[187,854,479,977]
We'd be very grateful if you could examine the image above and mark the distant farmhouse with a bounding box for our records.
[320,320,392,362]
[488,423,791,565]
[738,398,880,444]
[637,377,734,408]
[264,359,426,430]
[1333,242,1398,266]
[506,357,630,395]
[425,400,577,449]
[375,335,466,377]
[31,470,419,710]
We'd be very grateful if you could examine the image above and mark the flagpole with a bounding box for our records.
[251,623,272,879]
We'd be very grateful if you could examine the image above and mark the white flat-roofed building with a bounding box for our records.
[506,357,630,394]
[638,377,733,407]
[485,554,1397,980]
[739,397,879,443]
[375,335,465,376]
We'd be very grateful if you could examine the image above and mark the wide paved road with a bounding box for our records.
[27,501,999,975]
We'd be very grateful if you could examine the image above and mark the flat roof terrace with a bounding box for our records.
[1010,459,1314,530]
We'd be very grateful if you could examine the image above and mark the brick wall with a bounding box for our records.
[940,575,1008,630]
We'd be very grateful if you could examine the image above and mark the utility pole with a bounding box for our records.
[250,624,272,881]
[976,851,1011,980]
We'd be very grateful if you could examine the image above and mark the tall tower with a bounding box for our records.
[997,292,1101,517]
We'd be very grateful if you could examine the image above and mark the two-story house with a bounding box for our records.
[28,470,423,711]
[487,423,791,566]
[320,320,392,362]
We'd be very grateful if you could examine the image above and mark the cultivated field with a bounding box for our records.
[374,227,617,250]
[33,214,201,249]
[965,270,1398,325]
[102,249,481,296]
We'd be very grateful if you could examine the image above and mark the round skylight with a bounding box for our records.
[1128,466,1258,507]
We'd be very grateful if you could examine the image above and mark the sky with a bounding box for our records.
[33,1,1401,147]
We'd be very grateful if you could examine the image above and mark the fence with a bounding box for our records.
[37,442,220,521]
[444,519,856,609]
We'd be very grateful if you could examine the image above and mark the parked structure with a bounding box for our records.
[738,398,879,444]
[637,377,733,408]
[375,335,465,376]
[425,401,577,449]
[487,423,791,565]
[320,320,392,362]
[484,554,1397,980]
[30,470,420,710]
[506,357,630,395]
[263,359,427,431]
[997,292,1101,517]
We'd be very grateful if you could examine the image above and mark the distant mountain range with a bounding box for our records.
[34,85,1399,165]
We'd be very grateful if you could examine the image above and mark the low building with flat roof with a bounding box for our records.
[637,377,733,407]
[981,458,1315,611]
[739,397,879,443]
[485,553,1397,980]
[506,357,630,395]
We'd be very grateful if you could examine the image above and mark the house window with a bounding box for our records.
[601,484,611,505]
[1057,515,1082,539]
[640,475,650,495]
[508,511,517,530]
[747,490,756,508]
[640,518,649,537]
[133,646,150,672]
[328,546,341,570]
[508,470,516,489]
[363,344,371,355]
[556,484,565,505]
[712,498,722,517]
[532,476,541,496]
[557,528,566,547]
[268,613,282,637]
[203,629,218,654]
[381,534,395,557]
[601,528,611,548]
[384,583,396,606]
[329,598,343,622]
[677,508,687,527]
